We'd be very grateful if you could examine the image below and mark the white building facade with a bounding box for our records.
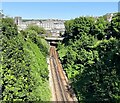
[14,17,65,37]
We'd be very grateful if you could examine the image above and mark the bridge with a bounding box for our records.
[45,37,64,46]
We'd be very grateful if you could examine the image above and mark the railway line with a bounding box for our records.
[49,46,77,102]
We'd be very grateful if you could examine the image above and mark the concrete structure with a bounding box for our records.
[45,37,64,41]
[14,17,65,37]
[45,37,64,45]
[14,17,22,25]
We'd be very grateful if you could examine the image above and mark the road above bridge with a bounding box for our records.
[45,37,64,41]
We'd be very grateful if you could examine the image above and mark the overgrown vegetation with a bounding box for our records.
[1,17,51,101]
[57,13,120,102]
[26,24,46,34]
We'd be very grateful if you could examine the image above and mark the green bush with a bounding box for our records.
[58,13,120,102]
[26,24,46,34]
[1,18,51,101]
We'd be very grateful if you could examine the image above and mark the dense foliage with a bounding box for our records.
[26,24,46,35]
[1,18,51,101]
[58,13,120,102]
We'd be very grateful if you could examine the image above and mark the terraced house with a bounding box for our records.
[14,17,65,37]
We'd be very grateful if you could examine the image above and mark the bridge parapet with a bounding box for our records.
[45,37,64,41]
[45,37,64,46]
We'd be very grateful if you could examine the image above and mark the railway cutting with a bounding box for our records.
[49,46,78,102]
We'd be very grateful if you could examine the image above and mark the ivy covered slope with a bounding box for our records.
[1,18,51,101]
[57,13,120,102]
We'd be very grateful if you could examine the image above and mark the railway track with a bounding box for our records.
[49,46,77,102]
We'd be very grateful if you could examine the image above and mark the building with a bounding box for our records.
[14,17,65,37]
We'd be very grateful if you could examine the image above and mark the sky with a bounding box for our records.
[1,2,119,20]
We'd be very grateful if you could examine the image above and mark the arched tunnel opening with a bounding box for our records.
[50,42,58,47]
[45,37,64,47]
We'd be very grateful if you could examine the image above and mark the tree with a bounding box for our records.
[26,24,46,34]
[1,17,51,101]
[64,19,74,37]
[109,13,120,39]
[90,16,109,40]
[2,18,18,39]
[57,13,120,102]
